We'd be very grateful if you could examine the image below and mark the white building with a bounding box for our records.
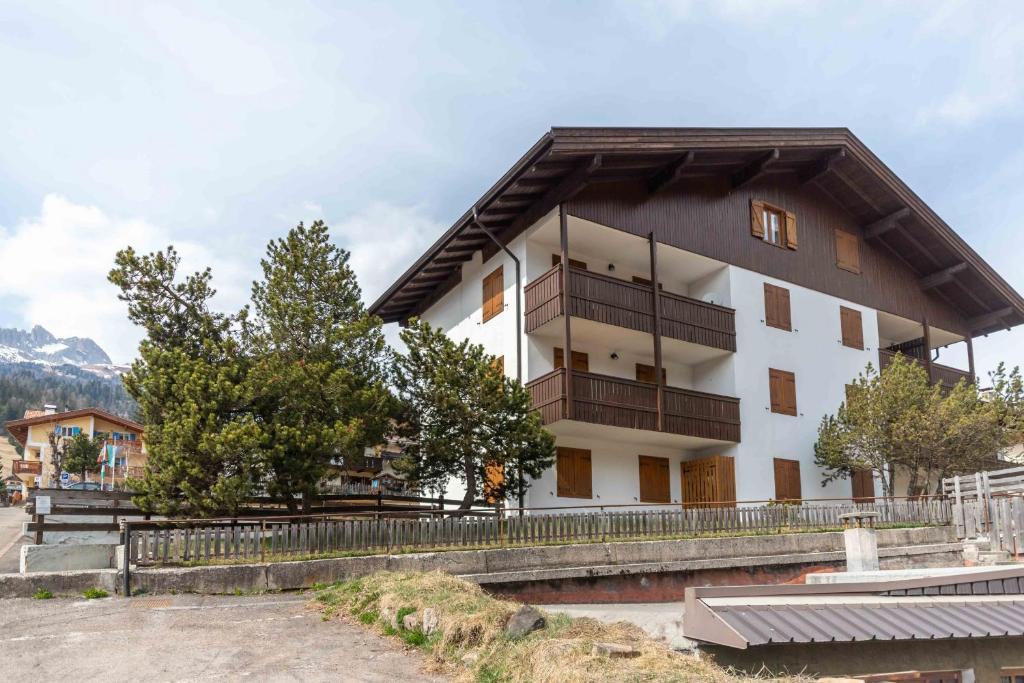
[370,128,1023,510]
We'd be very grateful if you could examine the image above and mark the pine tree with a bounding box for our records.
[244,221,395,511]
[63,433,104,483]
[109,246,261,516]
[393,320,554,509]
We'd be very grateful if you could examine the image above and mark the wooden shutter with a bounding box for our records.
[554,347,589,372]
[769,368,797,416]
[773,458,802,501]
[839,306,864,349]
[552,254,588,270]
[763,283,791,331]
[750,199,766,238]
[556,447,592,499]
[635,363,666,384]
[638,455,670,503]
[492,356,504,375]
[631,275,663,289]
[784,211,798,250]
[482,266,504,322]
[835,229,861,274]
[851,469,875,501]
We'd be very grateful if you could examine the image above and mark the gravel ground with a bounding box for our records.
[0,591,448,682]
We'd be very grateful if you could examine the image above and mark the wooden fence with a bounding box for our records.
[943,465,1024,506]
[125,499,951,567]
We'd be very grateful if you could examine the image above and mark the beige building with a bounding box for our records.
[5,406,145,489]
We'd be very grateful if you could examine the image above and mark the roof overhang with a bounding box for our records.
[4,407,143,447]
[369,127,1024,336]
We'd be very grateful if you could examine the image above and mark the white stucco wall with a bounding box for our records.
[723,265,880,502]
[417,225,888,508]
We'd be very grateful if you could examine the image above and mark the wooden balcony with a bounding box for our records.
[878,349,973,391]
[12,460,42,475]
[525,264,736,352]
[526,368,741,442]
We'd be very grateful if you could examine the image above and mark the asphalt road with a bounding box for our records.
[0,592,448,682]
[0,503,28,573]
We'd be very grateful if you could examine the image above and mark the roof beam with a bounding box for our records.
[647,151,695,195]
[506,154,603,232]
[829,165,886,214]
[920,262,968,290]
[799,148,846,185]
[969,307,1014,333]
[730,149,779,189]
[864,208,911,239]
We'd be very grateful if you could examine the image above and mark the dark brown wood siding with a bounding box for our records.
[567,175,967,335]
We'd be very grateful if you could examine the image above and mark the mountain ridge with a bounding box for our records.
[0,325,117,369]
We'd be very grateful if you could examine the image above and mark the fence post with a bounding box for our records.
[260,519,266,563]
[121,520,132,597]
[34,513,44,545]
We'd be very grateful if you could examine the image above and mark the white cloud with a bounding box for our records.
[0,195,250,363]
[329,201,446,307]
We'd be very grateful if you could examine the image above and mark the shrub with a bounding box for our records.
[32,588,54,600]
[82,587,109,599]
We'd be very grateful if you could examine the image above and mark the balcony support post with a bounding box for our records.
[966,334,976,384]
[560,204,573,420]
[922,318,934,384]
[649,232,664,432]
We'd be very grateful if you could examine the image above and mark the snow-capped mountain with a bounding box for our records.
[0,325,124,375]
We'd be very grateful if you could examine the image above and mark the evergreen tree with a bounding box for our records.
[815,353,1017,497]
[393,320,554,509]
[244,221,395,511]
[64,433,104,483]
[109,246,261,516]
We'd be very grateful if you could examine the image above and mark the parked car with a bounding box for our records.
[63,481,102,491]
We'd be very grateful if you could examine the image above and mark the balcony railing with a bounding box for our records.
[878,349,973,391]
[524,264,736,352]
[13,460,42,475]
[526,368,741,442]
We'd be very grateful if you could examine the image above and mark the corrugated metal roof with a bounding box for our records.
[711,598,1024,646]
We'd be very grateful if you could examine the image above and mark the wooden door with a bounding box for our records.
[554,347,589,372]
[680,455,735,508]
[635,363,666,384]
[556,447,592,499]
[638,455,670,503]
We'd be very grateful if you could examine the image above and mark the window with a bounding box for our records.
[768,368,797,416]
[638,455,670,503]
[54,426,81,437]
[839,306,864,349]
[763,283,791,331]
[554,347,589,372]
[556,447,592,499]
[750,200,798,250]
[1000,668,1024,683]
[635,363,666,384]
[835,229,860,273]
[852,469,875,501]
[482,266,504,323]
[551,254,588,270]
[773,458,802,501]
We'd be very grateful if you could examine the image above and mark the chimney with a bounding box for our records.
[43,404,57,415]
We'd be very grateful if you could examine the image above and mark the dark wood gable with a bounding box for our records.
[567,174,968,335]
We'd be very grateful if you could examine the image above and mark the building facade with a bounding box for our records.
[370,128,1024,510]
[5,406,145,490]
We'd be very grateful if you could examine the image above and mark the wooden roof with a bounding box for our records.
[369,127,1024,336]
[4,407,143,447]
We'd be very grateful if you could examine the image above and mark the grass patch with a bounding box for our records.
[313,571,809,683]
[82,587,109,599]
[32,588,54,600]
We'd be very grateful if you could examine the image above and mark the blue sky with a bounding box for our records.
[0,0,1022,377]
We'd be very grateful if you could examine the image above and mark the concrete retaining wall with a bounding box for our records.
[0,569,117,599]
[0,527,959,599]
[130,526,957,597]
[20,543,118,573]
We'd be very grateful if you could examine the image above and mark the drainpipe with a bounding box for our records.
[472,208,525,513]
